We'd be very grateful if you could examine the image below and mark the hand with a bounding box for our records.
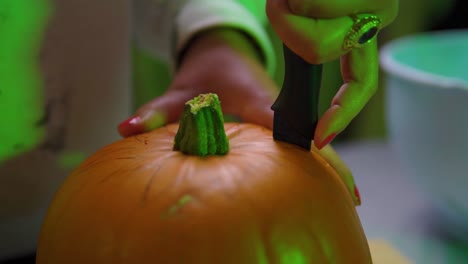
[118,27,278,137]
[312,144,361,205]
[266,0,398,149]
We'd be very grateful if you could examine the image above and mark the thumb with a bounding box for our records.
[238,98,274,130]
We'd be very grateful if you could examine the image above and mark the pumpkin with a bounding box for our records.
[36,93,371,263]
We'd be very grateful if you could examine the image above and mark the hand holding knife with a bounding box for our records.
[267,0,398,150]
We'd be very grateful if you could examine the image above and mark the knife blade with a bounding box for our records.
[271,44,323,150]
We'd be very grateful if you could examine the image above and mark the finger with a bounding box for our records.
[313,102,351,150]
[118,89,197,137]
[233,77,277,130]
[313,82,375,149]
[312,144,361,206]
[314,40,378,149]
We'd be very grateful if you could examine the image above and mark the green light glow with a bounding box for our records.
[280,247,307,264]
[252,235,268,264]
[319,237,334,263]
[161,194,193,219]
[0,0,52,162]
[271,229,311,264]
[58,151,87,170]
[255,249,269,264]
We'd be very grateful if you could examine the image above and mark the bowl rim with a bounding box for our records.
[379,29,468,90]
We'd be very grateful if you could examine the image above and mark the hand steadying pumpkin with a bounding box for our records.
[118,27,278,137]
[266,0,398,148]
[118,27,360,205]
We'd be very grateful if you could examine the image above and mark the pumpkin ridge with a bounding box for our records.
[141,164,162,204]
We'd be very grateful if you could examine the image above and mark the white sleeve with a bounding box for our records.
[132,0,276,76]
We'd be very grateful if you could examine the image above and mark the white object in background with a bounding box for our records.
[381,29,468,240]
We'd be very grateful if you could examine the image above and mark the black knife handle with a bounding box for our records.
[271,45,323,149]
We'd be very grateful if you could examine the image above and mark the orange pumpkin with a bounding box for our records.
[36,94,371,263]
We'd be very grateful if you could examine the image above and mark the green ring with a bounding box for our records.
[343,14,381,50]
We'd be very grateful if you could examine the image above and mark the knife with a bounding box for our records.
[271,44,323,150]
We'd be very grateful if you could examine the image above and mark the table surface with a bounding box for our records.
[335,141,468,264]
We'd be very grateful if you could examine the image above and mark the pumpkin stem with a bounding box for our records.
[173,93,229,156]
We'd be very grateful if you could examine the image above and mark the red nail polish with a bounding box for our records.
[354,185,361,205]
[118,116,144,137]
[316,133,337,149]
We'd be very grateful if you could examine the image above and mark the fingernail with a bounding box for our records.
[118,111,167,138]
[118,115,144,137]
[354,185,361,206]
[316,133,337,149]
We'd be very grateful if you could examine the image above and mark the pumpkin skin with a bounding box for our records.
[36,123,371,264]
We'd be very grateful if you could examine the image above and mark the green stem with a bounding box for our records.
[173,93,229,156]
